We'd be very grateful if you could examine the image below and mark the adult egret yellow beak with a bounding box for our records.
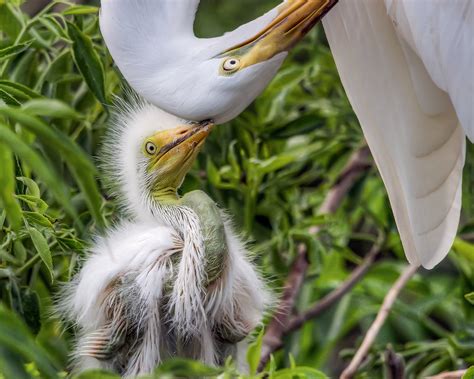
[219,0,338,72]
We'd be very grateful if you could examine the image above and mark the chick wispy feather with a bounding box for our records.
[57,95,271,377]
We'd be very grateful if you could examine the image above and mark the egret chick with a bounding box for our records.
[60,98,270,377]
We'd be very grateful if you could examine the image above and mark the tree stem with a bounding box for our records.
[340,264,419,379]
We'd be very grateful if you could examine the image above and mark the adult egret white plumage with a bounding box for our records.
[99,0,337,124]
[100,0,473,269]
[60,99,270,376]
[322,0,473,268]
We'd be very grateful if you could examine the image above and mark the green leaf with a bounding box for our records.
[73,371,120,379]
[63,5,99,15]
[67,22,106,105]
[11,287,41,335]
[23,211,53,228]
[0,106,95,172]
[153,358,222,377]
[17,176,40,198]
[206,157,221,186]
[0,80,42,101]
[37,15,69,40]
[463,367,474,379]
[0,40,32,61]
[0,4,23,39]
[13,240,27,263]
[22,99,82,120]
[273,367,328,379]
[0,142,22,231]
[0,346,30,379]
[453,238,474,262]
[0,305,58,378]
[0,88,20,105]
[69,165,106,229]
[246,328,264,375]
[0,123,77,220]
[16,195,48,213]
[57,237,85,251]
[28,227,53,282]
[465,292,474,305]
[0,108,104,227]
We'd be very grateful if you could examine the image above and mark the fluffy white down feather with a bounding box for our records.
[323,0,472,268]
[60,218,269,376]
[59,99,271,376]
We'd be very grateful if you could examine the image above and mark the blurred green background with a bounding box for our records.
[0,0,473,378]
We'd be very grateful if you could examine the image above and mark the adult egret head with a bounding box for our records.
[100,0,337,123]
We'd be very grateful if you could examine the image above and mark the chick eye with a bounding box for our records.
[222,57,241,72]
[145,142,157,155]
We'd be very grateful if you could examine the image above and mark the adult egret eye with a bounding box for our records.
[222,57,241,72]
[145,142,157,155]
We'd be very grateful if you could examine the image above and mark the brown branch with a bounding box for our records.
[340,264,419,379]
[313,147,371,218]
[21,0,51,16]
[21,0,87,16]
[426,370,467,379]
[285,240,382,335]
[258,146,371,371]
[258,243,310,369]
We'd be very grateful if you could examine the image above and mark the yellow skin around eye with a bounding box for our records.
[143,124,212,203]
[219,57,242,75]
[144,141,158,155]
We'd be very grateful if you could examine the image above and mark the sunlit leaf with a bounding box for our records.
[63,5,99,16]
[22,99,82,120]
[0,40,32,61]
[247,328,264,375]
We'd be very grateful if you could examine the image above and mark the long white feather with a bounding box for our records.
[387,0,474,140]
[322,0,468,268]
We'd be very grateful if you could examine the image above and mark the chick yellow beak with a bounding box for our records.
[149,121,214,167]
[220,0,338,70]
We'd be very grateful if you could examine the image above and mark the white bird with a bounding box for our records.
[322,0,473,268]
[99,0,337,124]
[100,0,473,269]
[59,98,270,377]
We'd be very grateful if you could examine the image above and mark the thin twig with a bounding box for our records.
[21,0,51,16]
[340,264,419,379]
[259,243,309,369]
[426,370,467,379]
[286,240,382,334]
[258,147,371,371]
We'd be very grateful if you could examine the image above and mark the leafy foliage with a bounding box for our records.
[0,1,473,378]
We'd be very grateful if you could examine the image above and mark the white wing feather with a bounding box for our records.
[323,0,467,268]
[387,0,474,140]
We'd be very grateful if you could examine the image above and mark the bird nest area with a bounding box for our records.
[0,1,473,379]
